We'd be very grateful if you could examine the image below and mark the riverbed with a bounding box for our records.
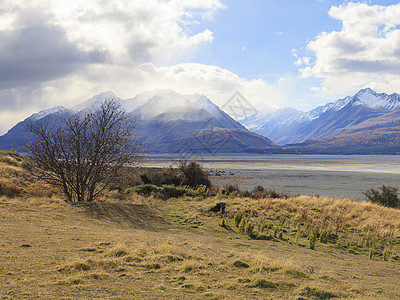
[141,154,400,199]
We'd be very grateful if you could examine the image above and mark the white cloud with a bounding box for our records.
[0,0,229,134]
[0,61,288,134]
[298,2,400,96]
[134,63,283,111]
[0,0,225,83]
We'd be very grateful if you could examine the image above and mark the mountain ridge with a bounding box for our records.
[0,90,277,154]
[241,88,400,145]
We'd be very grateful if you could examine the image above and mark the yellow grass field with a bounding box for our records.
[1,153,400,299]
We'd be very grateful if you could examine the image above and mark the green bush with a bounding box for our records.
[160,185,187,199]
[129,184,209,200]
[363,185,399,208]
[182,185,210,199]
[130,184,162,197]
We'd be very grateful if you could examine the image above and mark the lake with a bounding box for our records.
[141,154,400,199]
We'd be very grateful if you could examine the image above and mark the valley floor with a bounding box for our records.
[143,154,400,199]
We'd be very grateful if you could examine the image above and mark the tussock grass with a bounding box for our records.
[0,152,55,198]
[224,195,400,260]
[1,158,400,298]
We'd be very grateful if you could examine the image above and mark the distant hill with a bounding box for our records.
[281,115,400,155]
[0,90,278,154]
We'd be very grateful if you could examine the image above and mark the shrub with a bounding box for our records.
[130,184,161,197]
[223,184,240,195]
[179,160,211,189]
[160,185,187,199]
[183,185,210,199]
[251,185,289,199]
[240,190,252,197]
[139,167,181,186]
[363,185,399,208]
[129,184,208,200]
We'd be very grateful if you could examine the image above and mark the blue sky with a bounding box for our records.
[191,0,341,77]
[1,0,400,134]
[188,0,400,108]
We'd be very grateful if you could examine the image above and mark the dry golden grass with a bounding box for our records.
[1,155,400,299]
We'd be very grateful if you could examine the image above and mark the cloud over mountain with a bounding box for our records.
[298,3,400,95]
[0,0,288,135]
[0,0,226,133]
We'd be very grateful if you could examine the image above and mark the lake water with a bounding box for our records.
[141,154,400,199]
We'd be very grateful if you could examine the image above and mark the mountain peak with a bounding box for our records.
[349,88,400,110]
[29,106,69,121]
[72,91,117,112]
[356,87,376,96]
[131,90,221,120]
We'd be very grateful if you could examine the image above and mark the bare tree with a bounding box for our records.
[26,99,142,202]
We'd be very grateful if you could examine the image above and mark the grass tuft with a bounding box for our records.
[233,260,250,268]
[299,286,338,299]
[249,279,277,289]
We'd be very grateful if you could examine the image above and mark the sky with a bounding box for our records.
[1,0,400,134]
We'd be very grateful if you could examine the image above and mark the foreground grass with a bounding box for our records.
[1,157,400,299]
[1,194,400,299]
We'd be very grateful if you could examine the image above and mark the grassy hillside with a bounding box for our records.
[1,152,400,299]
[282,126,400,154]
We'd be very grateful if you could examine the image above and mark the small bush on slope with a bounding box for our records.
[364,185,399,209]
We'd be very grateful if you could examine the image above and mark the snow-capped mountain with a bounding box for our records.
[72,91,118,112]
[351,88,400,110]
[28,106,70,121]
[303,88,400,119]
[0,90,276,153]
[241,107,304,134]
[240,88,400,144]
[130,89,228,122]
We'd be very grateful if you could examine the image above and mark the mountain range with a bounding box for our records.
[2,87,400,155]
[0,90,277,154]
[240,88,400,154]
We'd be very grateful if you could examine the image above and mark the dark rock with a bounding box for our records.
[209,202,226,214]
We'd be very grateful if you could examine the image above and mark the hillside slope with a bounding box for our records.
[283,126,400,155]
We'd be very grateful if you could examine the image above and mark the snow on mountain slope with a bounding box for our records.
[131,89,226,121]
[240,88,400,145]
[72,91,118,112]
[242,108,304,132]
[305,96,352,120]
[351,88,400,110]
[29,106,70,121]
[306,88,400,120]
[242,88,400,132]
[72,91,149,114]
